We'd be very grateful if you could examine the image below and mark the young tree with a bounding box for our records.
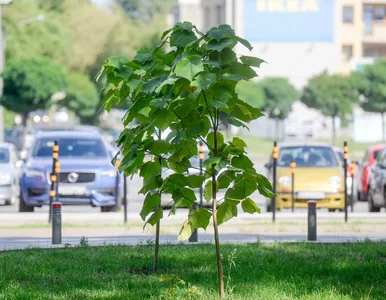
[99,22,273,298]
[351,60,386,142]
[63,73,100,124]
[301,72,357,145]
[259,77,298,140]
[0,57,67,129]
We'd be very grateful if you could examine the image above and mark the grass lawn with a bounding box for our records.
[0,242,385,299]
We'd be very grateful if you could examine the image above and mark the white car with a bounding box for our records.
[0,143,21,205]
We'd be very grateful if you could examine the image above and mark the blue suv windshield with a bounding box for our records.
[32,138,107,158]
[0,148,9,163]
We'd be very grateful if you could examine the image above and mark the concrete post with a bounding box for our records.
[307,200,317,241]
[52,202,62,245]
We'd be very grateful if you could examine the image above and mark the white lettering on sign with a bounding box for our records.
[256,0,319,12]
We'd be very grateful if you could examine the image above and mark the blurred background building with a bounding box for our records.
[176,0,386,142]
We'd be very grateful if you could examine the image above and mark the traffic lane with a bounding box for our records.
[0,192,375,214]
[1,233,385,251]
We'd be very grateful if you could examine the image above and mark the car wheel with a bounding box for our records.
[19,191,34,212]
[328,208,335,212]
[368,191,380,213]
[4,199,12,205]
[101,206,115,213]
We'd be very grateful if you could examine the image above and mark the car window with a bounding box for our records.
[33,138,107,158]
[278,146,338,167]
[373,150,381,161]
[0,148,10,163]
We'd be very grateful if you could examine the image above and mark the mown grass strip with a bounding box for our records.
[0,242,385,299]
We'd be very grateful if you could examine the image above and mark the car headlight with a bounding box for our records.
[25,169,45,180]
[329,176,341,185]
[0,173,11,183]
[279,176,292,186]
[100,169,116,177]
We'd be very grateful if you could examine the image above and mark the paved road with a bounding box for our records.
[1,233,385,251]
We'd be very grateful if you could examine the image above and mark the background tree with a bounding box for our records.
[0,57,67,129]
[259,77,297,141]
[351,60,386,142]
[100,22,273,298]
[63,73,100,125]
[301,72,357,145]
[2,0,176,126]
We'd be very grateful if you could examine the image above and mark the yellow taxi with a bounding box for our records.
[265,144,345,211]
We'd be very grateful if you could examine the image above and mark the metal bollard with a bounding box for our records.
[307,200,317,241]
[189,202,198,242]
[52,202,62,245]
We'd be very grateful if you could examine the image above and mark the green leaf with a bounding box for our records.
[155,76,179,93]
[174,22,194,32]
[115,67,133,80]
[189,208,212,230]
[170,30,197,48]
[181,188,197,205]
[207,24,235,41]
[231,155,254,169]
[191,72,217,90]
[236,36,253,51]
[147,140,169,155]
[185,175,205,188]
[232,137,247,151]
[203,180,212,201]
[134,48,152,65]
[140,193,161,221]
[256,174,275,198]
[144,207,163,228]
[210,100,228,109]
[106,56,129,69]
[203,157,221,170]
[207,132,224,150]
[240,56,266,68]
[178,220,194,240]
[234,103,253,122]
[241,197,261,214]
[175,55,204,81]
[163,174,187,192]
[230,62,257,79]
[207,38,236,52]
[142,74,168,94]
[140,161,161,183]
[217,200,238,225]
[161,28,172,40]
[220,48,237,66]
[218,170,236,189]
[139,175,163,194]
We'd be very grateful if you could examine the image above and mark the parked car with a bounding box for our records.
[4,127,24,151]
[367,147,386,212]
[265,143,345,211]
[19,131,122,212]
[357,144,386,202]
[0,143,20,205]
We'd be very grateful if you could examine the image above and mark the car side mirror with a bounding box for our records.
[264,162,272,169]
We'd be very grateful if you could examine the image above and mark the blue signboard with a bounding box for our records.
[244,0,334,42]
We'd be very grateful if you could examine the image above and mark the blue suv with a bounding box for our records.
[19,131,121,212]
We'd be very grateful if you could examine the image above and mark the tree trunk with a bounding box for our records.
[212,124,225,298]
[153,218,160,272]
[331,116,336,146]
[382,112,385,143]
[21,112,29,149]
[153,138,162,272]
